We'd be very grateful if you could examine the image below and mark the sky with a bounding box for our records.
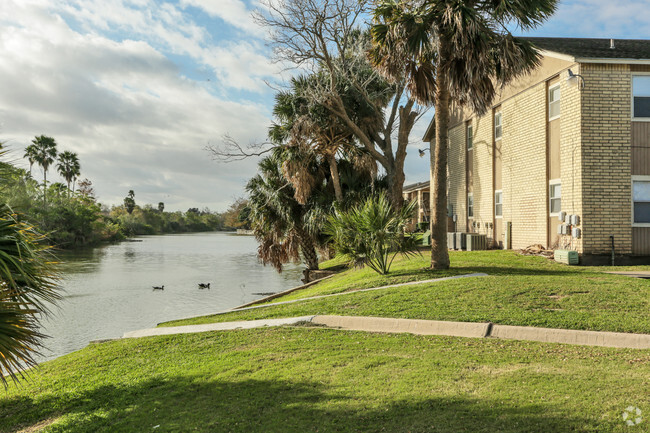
[0,0,649,212]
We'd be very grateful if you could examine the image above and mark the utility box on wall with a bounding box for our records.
[554,249,579,265]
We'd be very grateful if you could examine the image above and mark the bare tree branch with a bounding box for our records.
[205,134,275,163]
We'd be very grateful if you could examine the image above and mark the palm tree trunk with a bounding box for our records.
[43,170,47,205]
[296,226,319,270]
[327,154,343,202]
[430,42,451,270]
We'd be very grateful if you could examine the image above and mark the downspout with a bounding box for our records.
[610,235,615,266]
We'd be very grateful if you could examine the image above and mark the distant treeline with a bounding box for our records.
[1,139,249,249]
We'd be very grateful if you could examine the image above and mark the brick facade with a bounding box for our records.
[435,54,647,257]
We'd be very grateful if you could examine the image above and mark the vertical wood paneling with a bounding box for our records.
[632,122,650,175]
[632,227,650,255]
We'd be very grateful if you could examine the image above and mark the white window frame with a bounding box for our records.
[467,193,474,219]
[467,123,473,150]
[548,84,561,121]
[494,112,502,140]
[495,190,503,218]
[632,175,650,227]
[632,73,650,121]
[549,179,561,217]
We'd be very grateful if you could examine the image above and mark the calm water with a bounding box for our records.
[38,232,303,362]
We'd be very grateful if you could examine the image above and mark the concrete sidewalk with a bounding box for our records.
[124,314,650,350]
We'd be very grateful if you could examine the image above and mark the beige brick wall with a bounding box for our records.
[558,67,584,253]
[580,63,632,255]
[448,124,466,232]
[470,113,495,241]
[444,59,637,256]
[500,82,548,249]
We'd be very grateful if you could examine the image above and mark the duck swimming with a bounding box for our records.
[198,283,210,289]
[152,285,164,290]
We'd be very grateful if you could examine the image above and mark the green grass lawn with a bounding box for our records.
[2,327,649,432]
[162,251,650,334]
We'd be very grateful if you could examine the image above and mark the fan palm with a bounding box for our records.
[369,0,557,269]
[30,135,58,204]
[0,204,60,385]
[247,147,326,272]
[56,151,81,197]
[23,144,38,177]
[325,192,419,275]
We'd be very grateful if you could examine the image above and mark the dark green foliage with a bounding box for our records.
[0,204,60,385]
[325,192,420,274]
[123,190,136,214]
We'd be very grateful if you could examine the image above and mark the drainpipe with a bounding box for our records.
[610,235,615,266]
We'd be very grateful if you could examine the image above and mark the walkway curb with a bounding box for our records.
[128,314,650,349]
[124,316,315,339]
[311,315,491,339]
[490,324,650,349]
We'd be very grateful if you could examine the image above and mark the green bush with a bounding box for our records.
[325,193,420,275]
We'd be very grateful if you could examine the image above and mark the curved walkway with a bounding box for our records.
[123,315,650,350]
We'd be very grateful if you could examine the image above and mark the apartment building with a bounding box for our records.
[422,38,650,263]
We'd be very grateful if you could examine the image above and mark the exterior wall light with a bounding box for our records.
[567,69,585,89]
[418,148,430,158]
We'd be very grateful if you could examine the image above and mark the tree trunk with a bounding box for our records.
[327,153,343,202]
[43,170,47,205]
[300,237,319,270]
[295,225,319,270]
[430,44,451,270]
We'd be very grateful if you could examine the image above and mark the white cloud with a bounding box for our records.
[0,0,272,211]
[180,0,264,36]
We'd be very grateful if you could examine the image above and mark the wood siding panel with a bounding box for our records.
[632,227,650,255]
[632,122,650,176]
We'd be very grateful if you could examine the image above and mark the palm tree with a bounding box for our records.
[246,147,325,272]
[30,135,58,204]
[23,144,38,177]
[56,151,81,197]
[369,0,557,269]
[0,204,60,385]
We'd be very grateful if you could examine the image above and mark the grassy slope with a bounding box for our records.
[2,327,649,433]
[163,251,650,334]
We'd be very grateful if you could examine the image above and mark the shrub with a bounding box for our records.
[325,193,420,275]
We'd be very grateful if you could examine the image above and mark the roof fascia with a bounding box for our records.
[538,49,575,63]
[576,58,650,64]
[422,119,436,142]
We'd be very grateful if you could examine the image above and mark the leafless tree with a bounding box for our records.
[208,0,423,209]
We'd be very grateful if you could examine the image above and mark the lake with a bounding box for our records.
[38,232,303,362]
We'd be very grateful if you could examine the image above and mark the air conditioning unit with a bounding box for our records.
[554,249,579,265]
[447,232,457,250]
[455,232,467,250]
[466,234,488,251]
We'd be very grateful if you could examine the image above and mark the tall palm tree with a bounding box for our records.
[369,0,557,269]
[56,151,81,197]
[23,144,38,177]
[30,135,58,204]
[247,147,325,272]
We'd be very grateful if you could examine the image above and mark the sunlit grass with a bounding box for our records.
[1,327,648,432]
[163,250,650,334]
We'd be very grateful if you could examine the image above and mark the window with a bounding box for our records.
[633,76,650,119]
[467,124,473,150]
[495,190,503,217]
[549,181,561,215]
[494,112,502,140]
[468,193,474,218]
[549,85,561,120]
[633,178,650,224]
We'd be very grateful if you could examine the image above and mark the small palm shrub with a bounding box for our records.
[325,193,420,275]
[0,205,60,385]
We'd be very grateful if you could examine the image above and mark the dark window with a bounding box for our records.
[633,76,650,119]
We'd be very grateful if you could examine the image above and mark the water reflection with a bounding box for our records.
[38,233,303,362]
